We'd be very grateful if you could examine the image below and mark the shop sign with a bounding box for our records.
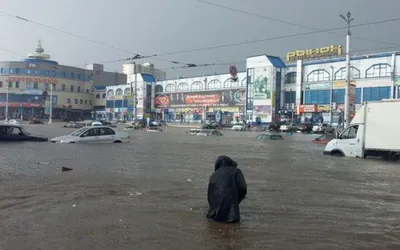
[287,45,343,62]
[317,105,331,112]
[253,105,271,115]
[208,107,239,112]
[154,88,246,108]
[7,76,58,84]
[26,63,39,69]
[297,104,316,114]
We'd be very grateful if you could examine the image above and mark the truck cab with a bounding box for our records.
[324,124,364,157]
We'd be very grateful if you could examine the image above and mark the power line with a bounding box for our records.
[4,13,187,66]
[159,61,245,71]
[0,47,25,57]
[194,0,400,47]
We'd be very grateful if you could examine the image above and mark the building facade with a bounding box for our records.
[154,72,247,124]
[105,73,156,121]
[0,42,126,121]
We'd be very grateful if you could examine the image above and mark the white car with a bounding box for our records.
[231,122,245,131]
[91,121,102,126]
[7,119,22,124]
[312,123,335,134]
[279,124,295,132]
[50,126,129,143]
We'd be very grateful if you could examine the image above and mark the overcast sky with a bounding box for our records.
[1,0,400,79]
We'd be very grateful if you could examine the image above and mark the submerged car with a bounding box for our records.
[0,125,48,142]
[147,125,162,132]
[50,126,129,143]
[197,129,223,136]
[255,133,284,140]
[312,123,335,134]
[312,134,335,145]
[63,122,85,128]
[187,128,201,135]
[231,122,245,131]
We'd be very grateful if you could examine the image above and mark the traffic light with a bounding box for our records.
[42,90,48,99]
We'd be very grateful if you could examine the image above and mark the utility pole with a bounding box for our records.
[48,83,53,124]
[340,11,354,128]
[131,61,138,123]
[5,82,9,122]
[329,66,334,126]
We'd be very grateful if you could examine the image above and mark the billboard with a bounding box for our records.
[154,88,246,108]
[253,67,273,100]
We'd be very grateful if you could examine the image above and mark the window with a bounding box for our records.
[52,84,56,91]
[191,81,203,90]
[70,85,74,92]
[15,68,20,74]
[96,94,101,99]
[34,69,39,75]
[80,99,83,104]
[84,100,87,104]
[82,128,100,137]
[74,99,78,104]
[340,125,359,139]
[77,74,81,80]
[62,72,66,78]
[44,70,49,76]
[27,69,31,75]
[307,69,330,82]
[51,70,56,76]
[44,83,49,90]
[223,78,240,88]
[100,127,115,135]
[304,90,330,104]
[102,93,106,98]
[62,84,66,91]
[285,72,297,84]
[155,85,163,93]
[177,82,189,91]
[77,86,81,92]
[15,82,19,88]
[366,63,391,78]
[8,82,12,88]
[363,87,391,101]
[9,68,14,74]
[86,89,90,94]
[331,89,345,104]
[67,98,71,104]
[0,81,2,88]
[284,91,296,103]
[208,80,221,89]
[33,82,39,89]
[107,89,114,96]
[26,81,31,89]
[71,72,75,79]
[334,67,360,80]
[89,100,92,105]
[355,88,361,104]
[124,87,131,95]
[115,88,123,96]
[165,84,175,92]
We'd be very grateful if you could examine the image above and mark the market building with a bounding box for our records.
[0,41,126,121]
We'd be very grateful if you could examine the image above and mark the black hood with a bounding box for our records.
[214,155,237,171]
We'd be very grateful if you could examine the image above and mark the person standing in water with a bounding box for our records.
[206,156,247,223]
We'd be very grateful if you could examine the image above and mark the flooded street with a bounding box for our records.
[1,124,400,249]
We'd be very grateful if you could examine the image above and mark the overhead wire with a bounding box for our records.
[194,0,400,47]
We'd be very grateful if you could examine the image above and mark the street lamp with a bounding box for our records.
[340,11,354,128]
[48,83,53,124]
[130,61,138,123]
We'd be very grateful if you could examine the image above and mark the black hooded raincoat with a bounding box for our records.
[206,156,247,223]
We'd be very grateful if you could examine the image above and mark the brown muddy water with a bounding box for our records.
[1,124,400,249]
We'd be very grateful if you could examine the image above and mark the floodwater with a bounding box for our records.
[1,124,400,249]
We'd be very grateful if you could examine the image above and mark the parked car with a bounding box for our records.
[312,134,335,145]
[28,118,44,124]
[50,126,129,143]
[312,123,335,134]
[99,120,117,128]
[63,122,85,128]
[0,125,48,142]
[280,123,297,132]
[231,122,245,131]
[91,121,103,126]
[267,123,281,132]
[202,121,222,130]
[197,129,223,136]
[147,125,162,132]
[255,133,284,140]
[297,123,313,133]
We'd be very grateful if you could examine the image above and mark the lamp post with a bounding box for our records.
[130,61,138,123]
[340,11,354,128]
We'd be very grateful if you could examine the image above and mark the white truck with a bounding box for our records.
[324,100,400,162]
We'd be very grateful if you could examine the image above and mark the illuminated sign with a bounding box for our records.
[287,45,343,62]
[7,76,58,84]
[26,63,39,69]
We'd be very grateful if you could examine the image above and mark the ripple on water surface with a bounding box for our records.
[1,125,400,249]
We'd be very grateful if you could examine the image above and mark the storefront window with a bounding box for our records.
[334,66,360,80]
[191,81,203,90]
[177,83,189,91]
[307,69,330,82]
[208,80,221,89]
[285,72,297,84]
